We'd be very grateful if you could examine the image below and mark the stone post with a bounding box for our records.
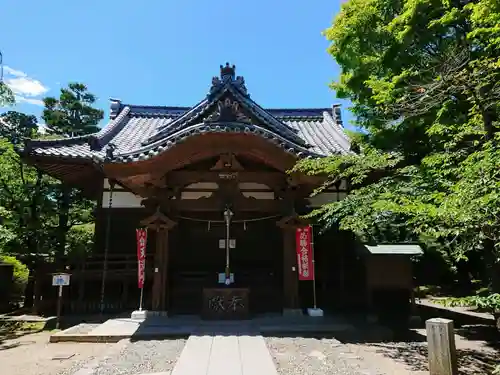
[426,318,458,375]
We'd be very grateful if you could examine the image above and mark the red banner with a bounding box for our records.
[136,228,147,288]
[295,226,314,281]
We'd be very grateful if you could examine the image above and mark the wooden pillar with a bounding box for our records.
[277,215,307,314]
[141,208,176,313]
[152,228,164,311]
[152,228,169,311]
[282,227,299,309]
[121,260,129,310]
[78,259,86,312]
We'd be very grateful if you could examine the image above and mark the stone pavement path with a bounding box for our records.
[171,334,278,375]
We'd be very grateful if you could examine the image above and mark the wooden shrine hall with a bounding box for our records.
[22,63,421,320]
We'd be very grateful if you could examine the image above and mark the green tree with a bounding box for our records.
[0,111,38,145]
[0,82,14,107]
[295,0,500,295]
[41,83,103,259]
[0,134,58,310]
[42,83,103,136]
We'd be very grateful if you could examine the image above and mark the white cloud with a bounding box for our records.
[7,77,48,97]
[14,95,45,106]
[3,65,49,107]
[4,66,27,78]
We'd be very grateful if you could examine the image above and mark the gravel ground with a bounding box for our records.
[88,338,187,375]
[266,337,425,375]
[0,331,115,375]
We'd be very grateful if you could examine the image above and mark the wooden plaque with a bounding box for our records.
[202,287,250,320]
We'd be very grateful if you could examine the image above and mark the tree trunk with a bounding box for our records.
[32,261,43,314]
[23,272,34,309]
[482,109,496,141]
[483,238,500,292]
[24,170,43,310]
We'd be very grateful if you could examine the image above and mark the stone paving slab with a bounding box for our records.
[171,334,278,375]
[207,336,241,375]
[171,335,212,375]
[239,335,278,375]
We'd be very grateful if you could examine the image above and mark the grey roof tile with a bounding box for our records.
[25,64,351,162]
[26,106,350,162]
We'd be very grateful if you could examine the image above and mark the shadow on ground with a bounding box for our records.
[349,323,499,375]
[0,321,46,350]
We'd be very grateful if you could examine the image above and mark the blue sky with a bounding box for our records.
[1,0,352,128]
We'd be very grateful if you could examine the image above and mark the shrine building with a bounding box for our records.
[21,63,421,320]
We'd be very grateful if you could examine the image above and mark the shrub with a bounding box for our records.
[66,223,95,257]
[0,255,29,303]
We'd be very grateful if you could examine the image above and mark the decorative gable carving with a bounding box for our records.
[205,98,251,124]
[210,153,244,171]
[209,63,249,98]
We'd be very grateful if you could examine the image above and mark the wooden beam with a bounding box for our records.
[171,197,283,212]
[141,208,177,230]
[276,214,309,229]
[102,133,299,177]
[163,171,286,188]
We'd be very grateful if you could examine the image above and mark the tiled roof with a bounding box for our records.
[25,64,351,163]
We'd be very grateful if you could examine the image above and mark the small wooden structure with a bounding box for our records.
[20,63,421,318]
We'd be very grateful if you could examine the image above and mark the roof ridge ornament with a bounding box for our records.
[209,62,249,98]
[220,62,236,80]
[110,98,122,119]
[205,98,251,124]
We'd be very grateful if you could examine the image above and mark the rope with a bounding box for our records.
[177,214,281,223]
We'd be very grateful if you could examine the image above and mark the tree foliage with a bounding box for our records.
[0,254,29,302]
[0,111,38,145]
[0,82,102,308]
[41,83,103,260]
[295,0,500,293]
[42,83,103,136]
[0,81,14,107]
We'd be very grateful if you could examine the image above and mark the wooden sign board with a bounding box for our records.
[202,288,249,320]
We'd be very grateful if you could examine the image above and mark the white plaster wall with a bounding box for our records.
[307,192,347,207]
[238,182,271,190]
[338,179,348,190]
[184,182,219,190]
[181,191,213,200]
[102,191,143,208]
[242,191,275,200]
[103,178,124,190]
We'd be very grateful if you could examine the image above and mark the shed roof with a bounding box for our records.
[364,244,424,255]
